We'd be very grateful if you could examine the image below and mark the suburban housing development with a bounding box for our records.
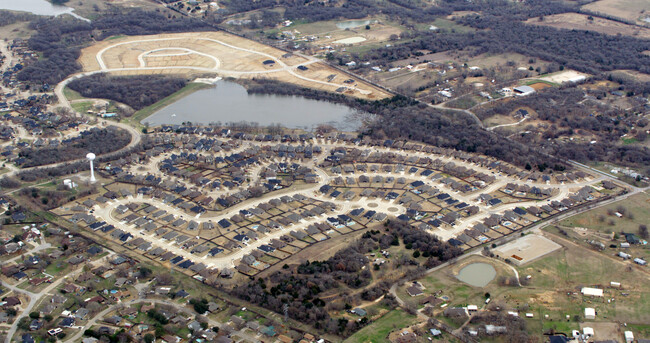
[0,0,649,343]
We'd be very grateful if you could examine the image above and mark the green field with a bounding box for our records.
[408,230,650,340]
[560,192,650,234]
[416,18,476,33]
[71,101,94,114]
[344,310,419,343]
[63,87,84,101]
[445,95,479,109]
[514,236,650,327]
[524,79,558,87]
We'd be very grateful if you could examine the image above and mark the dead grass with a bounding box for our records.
[582,0,650,24]
[0,21,35,40]
[526,13,650,39]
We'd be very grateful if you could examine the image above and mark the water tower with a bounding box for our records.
[86,152,96,182]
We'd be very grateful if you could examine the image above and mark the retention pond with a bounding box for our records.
[456,263,497,287]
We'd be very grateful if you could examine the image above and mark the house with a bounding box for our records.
[59,317,75,327]
[350,308,366,316]
[22,334,35,343]
[406,285,423,297]
[75,308,90,320]
[29,319,43,331]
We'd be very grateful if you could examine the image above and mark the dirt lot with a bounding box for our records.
[537,70,590,84]
[493,234,562,265]
[582,0,650,24]
[78,31,391,100]
[526,13,650,38]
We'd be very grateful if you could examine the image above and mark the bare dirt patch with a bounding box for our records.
[580,322,621,341]
[78,31,391,100]
[493,234,562,265]
[528,82,553,91]
[537,70,590,84]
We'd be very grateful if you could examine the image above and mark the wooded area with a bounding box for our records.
[233,220,460,336]
[68,74,188,110]
[17,127,131,168]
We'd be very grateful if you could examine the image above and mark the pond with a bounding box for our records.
[336,20,375,30]
[0,0,89,21]
[143,80,365,131]
[456,263,497,287]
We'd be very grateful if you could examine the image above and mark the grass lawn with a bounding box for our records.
[125,82,211,128]
[416,18,475,33]
[622,137,639,145]
[344,310,419,343]
[45,261,70,276]
[63,87,84,101]
[445,95,479,109]
[524,79,558,87]
[71,101,95,114]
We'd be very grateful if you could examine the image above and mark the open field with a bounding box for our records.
[343,310,420,343]
[582,0,650,24]
[77,31,391,100]
[407,229,650,339]
[275,18,404,47]
[526,12,650,38]
[559,192,650,235]
[516,234,650,326]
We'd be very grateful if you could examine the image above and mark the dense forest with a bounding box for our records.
[17,127,131,168]
[17,9,214,85]
[68,74,188,110]
[233,220,461,337]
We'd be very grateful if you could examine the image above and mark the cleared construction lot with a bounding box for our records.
[494,234,562,265]
[78,31,392,100]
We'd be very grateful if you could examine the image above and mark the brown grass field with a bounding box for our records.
[581,0,650,24]
[78,31,391,100]
[526,13,650,39]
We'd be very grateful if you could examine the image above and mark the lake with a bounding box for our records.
[0,0,89,21]
[456,263,497,287]
[143,81,364,131]
[336,20,374,30]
